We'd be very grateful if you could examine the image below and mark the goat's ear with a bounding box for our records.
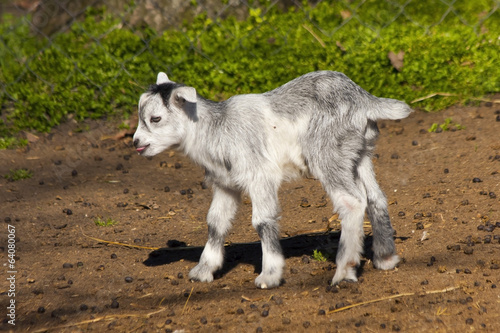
[174,86,197,104]
[173,86,198,121]
[156,72,170,84]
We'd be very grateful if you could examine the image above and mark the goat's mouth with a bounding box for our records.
[136,144,150,154]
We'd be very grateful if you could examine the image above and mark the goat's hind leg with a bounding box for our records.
[329,189,367,285]
[359,156,399,270]
[189,185,240,282]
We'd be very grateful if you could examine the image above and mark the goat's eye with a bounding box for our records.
[150,116,161,123]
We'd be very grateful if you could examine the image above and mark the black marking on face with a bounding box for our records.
[148,82,186,108]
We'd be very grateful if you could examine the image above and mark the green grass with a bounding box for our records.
[4,168,33,181]
[312,249,329,262]
[428,118,465,132]
[94,217,118,227]
[0,1,498,145]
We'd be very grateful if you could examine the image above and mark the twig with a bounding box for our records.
[33,308,167,332]
[182,287,194,315]
[411,92,500,104]
[80,227,160,250]
[328,286,459,314]
[411,92,458,103]
[302,24,326,48]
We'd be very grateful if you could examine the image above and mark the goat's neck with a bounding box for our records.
[180,100,220,166]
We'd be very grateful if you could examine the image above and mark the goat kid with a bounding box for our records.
[133,71,412,288]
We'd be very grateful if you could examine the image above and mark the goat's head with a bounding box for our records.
[133,72,198,156]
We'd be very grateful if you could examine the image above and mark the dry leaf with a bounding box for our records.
[388,50,405,71]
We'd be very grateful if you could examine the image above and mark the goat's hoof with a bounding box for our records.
[188,264,214,283]
[255,273,281,289]
[331,266,358,286]
[374,254,400,270]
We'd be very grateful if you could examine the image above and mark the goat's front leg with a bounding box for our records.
[250,185,285,289]
[189,185,240,282]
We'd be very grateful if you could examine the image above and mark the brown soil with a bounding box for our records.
[1,100,499,332]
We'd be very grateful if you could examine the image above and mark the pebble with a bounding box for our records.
[110,299,119,309]
[71,170,78,177]
[164,186,170,192]
[464,247,474,255]
[124,276,133,283]
[465,318,474,325]
[261,310,269,317]
[236,308,244,315]
[63,208,73,215]
[80,304,88,311]
[472,177,483,183]
[174,163,182,169]
[37,306,45,313]
[200,317,207,324]
[62,263,73,269]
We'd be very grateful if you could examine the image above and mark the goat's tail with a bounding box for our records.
[367,97,412,121]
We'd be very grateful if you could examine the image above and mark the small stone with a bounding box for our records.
[62,263,73,269]
[110,299,119,309]
[318,309,326,315]
[464,247,474,255]
[71,170,78,177]
[200,317,208,324]
[80,304,88,311]
[164,186,170,192]
[236,308,244,315]
[391,153,399,159]
[123,188,129,194]
[303,321,311,328]
[174,163,182,169]
[472,177,483,183]
[489,192,497,199]
[261,310,269,317]
[37,306,45,313]
[465,318,474,325]
[111,253,117,259]
[444,168,449,174]
[124,276,133,283]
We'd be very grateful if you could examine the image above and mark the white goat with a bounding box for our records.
[133,71,412,288]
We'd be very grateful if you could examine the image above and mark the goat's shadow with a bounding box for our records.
[143,232,398,278]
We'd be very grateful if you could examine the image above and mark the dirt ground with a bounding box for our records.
[1,98,499,332]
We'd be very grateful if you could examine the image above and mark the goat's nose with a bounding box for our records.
[133,139,140,148]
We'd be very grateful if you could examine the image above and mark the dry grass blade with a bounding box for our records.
[328,286,459,314]
[302,24,326,48]
[182,287,194,315]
